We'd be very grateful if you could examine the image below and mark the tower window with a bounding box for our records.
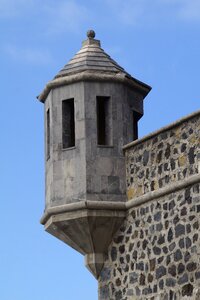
[62,99,75,149]
[46,109,50,159]
[97,96,112,146]
[133,111,141,141]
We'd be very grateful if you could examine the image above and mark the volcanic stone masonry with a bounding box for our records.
[98,110,200,300]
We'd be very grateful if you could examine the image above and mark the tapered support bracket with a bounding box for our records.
[85,253,106,279]
[41,201,126,278]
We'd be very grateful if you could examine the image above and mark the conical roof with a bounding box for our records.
[55,30,131,79]
[38,30,151,102]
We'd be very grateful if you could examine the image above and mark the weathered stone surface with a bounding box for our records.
[154,211,162,221]
[99,285,109,300]
[182,283,193,296]
[100,267,111,281]
[150,258,156,271]
[99,181,200,299]
[115,278,121,286]
[185,237,192,249]
[178,263,185,274]
[98,112,200,299]
[169,242,176,251]
[126,112,200,200]
[166,277,176,287]
[156,266,166,279]
[187,262,197,272]
[175,224,185,237]
[178,273,189,285]
[153,246,161,255]
[129,272,138,284]
[139,273,146,285]
[168,228,173,242]
[115,290,122,300]
[119,245,125,254]
[174,249,183,261]
[168,265,176,277]
[136,262,144,271]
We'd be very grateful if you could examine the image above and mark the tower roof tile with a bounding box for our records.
[38,30,151,102]
[54,30,132,79]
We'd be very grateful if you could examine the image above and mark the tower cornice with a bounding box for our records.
[37,70,151,103]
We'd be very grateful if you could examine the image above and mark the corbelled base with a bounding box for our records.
[41,201,126,278]
[85,253,105,279]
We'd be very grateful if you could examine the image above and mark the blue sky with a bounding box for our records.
[1,0,199,299]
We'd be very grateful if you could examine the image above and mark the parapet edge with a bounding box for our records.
[123,109,200,151]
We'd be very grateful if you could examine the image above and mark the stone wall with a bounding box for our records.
[98,110,200,300]
[125,111,200,200]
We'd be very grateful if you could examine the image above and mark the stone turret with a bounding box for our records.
[38,30,151,278]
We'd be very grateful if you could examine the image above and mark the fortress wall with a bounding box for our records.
[125,110,200,201]
[98,111,200,300]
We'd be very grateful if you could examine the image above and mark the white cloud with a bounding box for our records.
[4,44,54,65]
[105,0,146,26]
[104,0,200,26]
[162,0,200,21]
[42,1,89,35]
[1,1,90,66]
[0,0,33,18]
[0,0,89,34]
[178,0,200,22]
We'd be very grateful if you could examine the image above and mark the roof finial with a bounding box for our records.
[87,29,95,39]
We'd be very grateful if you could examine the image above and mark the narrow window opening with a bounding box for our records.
[97,96,111,146]
[46,109,50,159]
[133,111,141,141]
[62,99,75,149]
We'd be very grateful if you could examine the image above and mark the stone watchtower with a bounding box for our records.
[38,31,151,278]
